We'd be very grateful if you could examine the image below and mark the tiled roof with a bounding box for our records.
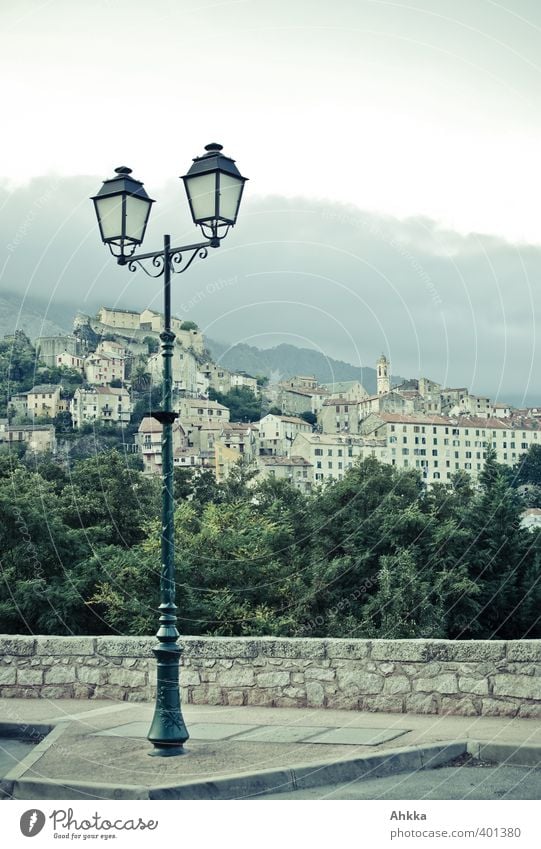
[28,384,60,394]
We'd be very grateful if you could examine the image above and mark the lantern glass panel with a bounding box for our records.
[218,173,244,222]
[125,195,152,242]
[96,195,123,241]
[186,172,217,222]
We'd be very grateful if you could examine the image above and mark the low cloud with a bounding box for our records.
[0,176,539,405]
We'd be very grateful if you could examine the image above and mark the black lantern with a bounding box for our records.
[91,167,154,262]
[181,143,247,243]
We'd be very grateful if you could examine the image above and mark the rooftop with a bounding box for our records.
[259,455,312,467]
[28,384,60,394]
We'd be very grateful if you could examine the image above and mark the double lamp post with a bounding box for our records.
[91,144,247,756]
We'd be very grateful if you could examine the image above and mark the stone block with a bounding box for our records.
[425,640,505,662]
[336,669,383,695]
[245,687,283,706]
[414,674,458,694]
[324,693,359,710]
[17,668,43,686]
[183,637,258,659]
[291,673,305,685]
[405,694,439,714]
[218,667,255,687]
[125,690,151,703]
[325,639,370,659]
[44,667,76,684]
[256,638,326,659]
[506,641,541,662]
[40,685,72,699]
[205,685,224,705]
[0,636,36,656]
[273,696,304,708]
[304,666,335,681]
[72,684,94,698]
[440,697,479,716]
[361,695,404,713]
[383,676,410,695]
[305,681,325,706]
[379,663,395,675]
[36,637,95,656]
[481,699,519,717]
[371,640,428,662]
[1,686,39,698]
[96,637,154,658]
[0,667,16,685]
[256,671,290,688]
[179,668,200,686]
[492,674,541,700]
[76,667,108,685]
[225,690,245,706]
[458,676,489,696]
[91,685,127,700]
[107,668,147,687]
[517,703,541,718]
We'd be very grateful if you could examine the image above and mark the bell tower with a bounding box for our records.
[377,353,390,395]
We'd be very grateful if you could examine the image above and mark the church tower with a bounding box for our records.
[377,354,390,396]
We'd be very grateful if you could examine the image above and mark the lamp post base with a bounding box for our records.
[148,745,188,758]
[147,642,190,752]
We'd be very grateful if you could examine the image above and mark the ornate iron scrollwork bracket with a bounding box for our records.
[126,241,211,277]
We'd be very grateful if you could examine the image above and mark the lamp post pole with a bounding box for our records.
[146,234,189,754]
[91,144,247,757]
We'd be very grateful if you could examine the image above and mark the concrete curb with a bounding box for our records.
[3,740,468,801]
[2,727,540,800]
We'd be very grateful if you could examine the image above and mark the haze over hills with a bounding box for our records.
[206,339,405,395]
[0,291,71,339]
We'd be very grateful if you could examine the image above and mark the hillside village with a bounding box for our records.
[1,305,540,490]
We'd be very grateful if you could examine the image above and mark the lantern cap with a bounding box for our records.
[91,167,154,203]
[182,143,247,182]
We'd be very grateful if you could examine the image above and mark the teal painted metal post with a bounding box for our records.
[147,234,189,754]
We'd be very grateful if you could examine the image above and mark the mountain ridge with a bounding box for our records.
[206,339,405,394]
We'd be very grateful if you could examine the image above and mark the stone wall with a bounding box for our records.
[1,636,540,718]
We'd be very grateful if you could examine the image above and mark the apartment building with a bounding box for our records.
[258,414,312,456]
[256,455,313,493]
[26,385,62,419]
[148,349,207,396]
[136,416,187,474]
[319,380,368,402]
[360,412,541,483]
[71,386,132,427]
[0,423,56,454]
[84,351,125,385]
[291,432,388,483]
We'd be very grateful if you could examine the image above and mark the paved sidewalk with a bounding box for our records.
[1,698,540,799]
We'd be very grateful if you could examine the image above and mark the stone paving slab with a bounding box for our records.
[93,720,408,746]
[298,727,409,746]
[233,725,333,744]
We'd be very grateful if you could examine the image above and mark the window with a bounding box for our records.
[315,448,323,456]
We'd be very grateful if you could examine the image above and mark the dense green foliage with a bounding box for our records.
[208,385,262,422]
[0,331,38,416]
[0,446,539,639]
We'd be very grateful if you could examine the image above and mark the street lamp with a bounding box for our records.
[91,144,247,756]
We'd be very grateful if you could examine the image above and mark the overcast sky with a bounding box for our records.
[1,0,540,404]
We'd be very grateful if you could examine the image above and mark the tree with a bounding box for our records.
[208,386,262,422]
[514,444,541,487]
[143,336,159,354]
[180,320,198,331]
[299,411,317,426]
[60,449,160,547]
[53,410,73,433]
[131,358,152,392]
